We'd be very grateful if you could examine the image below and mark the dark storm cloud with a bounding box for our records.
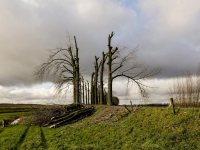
[0,0,136,86]
[1,0,200,88]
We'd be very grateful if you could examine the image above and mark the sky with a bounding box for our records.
[0,0,200,105]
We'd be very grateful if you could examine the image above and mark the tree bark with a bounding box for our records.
[91,72,95,104]
[107,34,113,106]
[74,36,79,103]
[100,52,107,105]
[80,79,82,103]
[87,81,90,104]
[94,56,100,104]
[85,83,87,104]
[82,78,84,104]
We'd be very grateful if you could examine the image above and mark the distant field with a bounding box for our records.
[0,112,32,122]
[0,106,200,149]
[0,104,57,113]
[0,104,43,123]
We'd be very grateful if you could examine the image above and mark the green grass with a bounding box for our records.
[0,112,32,122]
[1,106,200,149]
[0,107,35,113]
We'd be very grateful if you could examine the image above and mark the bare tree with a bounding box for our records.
[196,64,200,104]
[34,36,80,104]
[74,37,80,103]
[106,32,162,105]
[99,52,107,105]
[87,81,90,104]
[81,77,85,104]
[91,72,95,104]
[79,77,82,103]
[85,83,87,104]
[94,56,100,104]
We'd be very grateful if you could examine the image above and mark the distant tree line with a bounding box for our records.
[168,64,200,107]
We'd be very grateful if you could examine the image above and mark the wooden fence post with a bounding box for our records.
[130,101,133,112]
[170,98,175,114]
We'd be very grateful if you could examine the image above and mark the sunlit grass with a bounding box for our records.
[0,106,200,149]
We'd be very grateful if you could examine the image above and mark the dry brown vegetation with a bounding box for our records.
[28,104,84,126]
[94,106,127,122]
[168,64,200,107]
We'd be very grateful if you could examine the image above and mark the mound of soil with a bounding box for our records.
[95,106,127,122]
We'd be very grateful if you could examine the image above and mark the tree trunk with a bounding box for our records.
[73,80,76,103]
[85,83,87,104]
[107,34,112,106]
[80,79,82,103]
[68,47,77,104]
[87,82,90,104]
[82,79,84,104]
[94,56,99,105]
[100,52,106,105]
[98,84,100,104]
[91,72,95,104]
[74,36,79,104]
[107,67,112,106]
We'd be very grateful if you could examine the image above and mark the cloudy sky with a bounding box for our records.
[1,0,200,105]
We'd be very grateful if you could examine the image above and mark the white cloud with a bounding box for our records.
[0,83,73,104]
[138,0,200,36]
[1,0,200,104]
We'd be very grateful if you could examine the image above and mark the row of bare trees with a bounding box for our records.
[90,32,161,105]
[80,77,90,104]
[35,32,161,106]
[168,64,200,107]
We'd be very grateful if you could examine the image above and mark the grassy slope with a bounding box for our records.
[0,106,200,150]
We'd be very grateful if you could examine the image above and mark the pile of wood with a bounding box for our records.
[44,105,95,128]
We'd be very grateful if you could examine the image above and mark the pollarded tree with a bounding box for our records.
[94,56,101,104]
[90,72,95,104]
[87,81,90,104]
[34,36,80,104]
[85,82,88,104]
[106,32,162,106]
[81,77,85,104]
[99,52,107,105]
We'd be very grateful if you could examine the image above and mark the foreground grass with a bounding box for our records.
[0,106,200,149]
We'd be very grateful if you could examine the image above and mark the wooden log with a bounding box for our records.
[54,108,94,127]
[51,108,83,121]
[130,101,133,111]
[44,107,95,127]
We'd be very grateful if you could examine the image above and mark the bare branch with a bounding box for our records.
[111,47,118,55]
[34,35,81,102]
[106,32,162,105]
[111,55,119,62]
[111,64,123,74]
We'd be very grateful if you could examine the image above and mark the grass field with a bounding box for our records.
[0,105,200,149]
